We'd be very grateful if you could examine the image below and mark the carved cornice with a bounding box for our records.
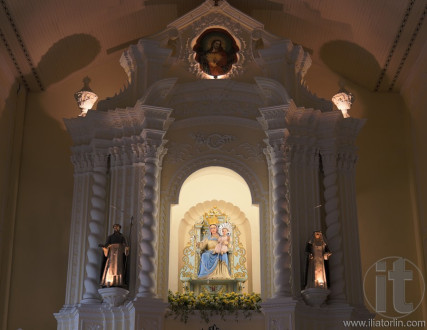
[255,77,291,106]
[257,104,292,132]
[316,111,343,154]
[137,78,178,107]
[66,105,173,172]
[65,105,173,146]
[285,107,319,146]
[337,117,366,152]
[259,105,365,170]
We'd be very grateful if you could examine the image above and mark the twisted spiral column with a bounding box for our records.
[81,153,108,303]
[269,142,292,297]
[137,157,159,297]
[321,152,346,303]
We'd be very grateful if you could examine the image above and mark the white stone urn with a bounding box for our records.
[74,77,98,117]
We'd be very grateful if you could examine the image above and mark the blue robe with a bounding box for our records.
[198,235,229,279]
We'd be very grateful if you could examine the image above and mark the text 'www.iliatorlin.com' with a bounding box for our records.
[343,319,426,328]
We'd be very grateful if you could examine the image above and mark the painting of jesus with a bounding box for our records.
[193,28,239,78]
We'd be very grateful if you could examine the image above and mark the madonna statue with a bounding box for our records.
[197,224,232,279]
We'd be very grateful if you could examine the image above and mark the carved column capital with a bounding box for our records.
[338,151,358,172]
[71,152,93,173]
[92,152,109,169]
[265,137,289,163]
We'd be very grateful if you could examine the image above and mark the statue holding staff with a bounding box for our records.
[303,231,332,289]
[99,224,129,287]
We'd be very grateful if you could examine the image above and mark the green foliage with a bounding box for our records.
[166,290,262,323]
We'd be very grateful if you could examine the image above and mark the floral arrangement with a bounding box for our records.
[166,291,262,323]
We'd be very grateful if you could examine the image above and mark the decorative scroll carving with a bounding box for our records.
[166,133,264,164]
[192,132,235,149]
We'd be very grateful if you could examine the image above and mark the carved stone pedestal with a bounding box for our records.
[99,287,129,307]
[54,302,134,330]
[296,302,354,330]
[261,297,297,330]
[301,288,330,307]
[130,297,168,330]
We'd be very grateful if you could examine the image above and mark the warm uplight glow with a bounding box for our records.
[203,72,228,79]
[315,279,325,288]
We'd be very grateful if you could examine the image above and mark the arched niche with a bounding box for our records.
[168,166,260,294]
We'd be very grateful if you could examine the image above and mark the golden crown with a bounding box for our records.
[206,215,219,225]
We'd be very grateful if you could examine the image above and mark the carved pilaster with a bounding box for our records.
[337,118,367,310]
[66,152,92,305]
[81,152,109,304]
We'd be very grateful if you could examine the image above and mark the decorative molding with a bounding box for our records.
[389,2,427,91]
[374,0,416,91]
[164,153,265,206]
[0,0,44,90]
[166,136,265,164]
[0,27,29,90]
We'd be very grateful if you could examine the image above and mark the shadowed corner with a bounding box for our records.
[320,40,387,91]
[35,34,101,88]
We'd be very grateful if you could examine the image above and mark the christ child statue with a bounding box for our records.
[214,227,230,255]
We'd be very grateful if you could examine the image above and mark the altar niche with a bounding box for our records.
[180,207,248,294]
[167,166,261,295]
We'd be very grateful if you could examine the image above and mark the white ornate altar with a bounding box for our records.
[55,1,371,329]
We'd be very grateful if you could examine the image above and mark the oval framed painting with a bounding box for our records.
[193,28,239,78]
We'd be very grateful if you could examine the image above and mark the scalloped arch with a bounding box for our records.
[164,154,265,205]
